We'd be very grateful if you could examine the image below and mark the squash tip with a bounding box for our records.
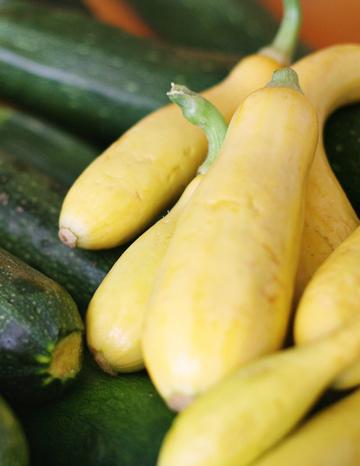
[167,393,195,412]
[59,227,78,248]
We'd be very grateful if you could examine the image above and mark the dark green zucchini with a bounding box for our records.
[0,152,125,311]
[17,354,174,466]
[325,103,360,216]
[34,0,87,11]
[0,247,83,403]
[0,3,238,143]
[0,105,98,186]
[128,0,278,55]
[0,395,29,466]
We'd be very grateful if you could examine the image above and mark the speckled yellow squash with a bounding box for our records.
[58,0,301,249]
[295,226,360,389]
[86,87,227,373]
[292,45,360,298]
[158,312,360,466]
[252,389,360,466]
[143,69,318,410]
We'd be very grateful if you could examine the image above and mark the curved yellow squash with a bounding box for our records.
[295,226,360,389]
[86,177,202,373]
[85,45,360,378]
[143,73,318,409]
[253,389,360,466]
[59,54,279,249]
[292,45,360,298]
[158,313,360,466]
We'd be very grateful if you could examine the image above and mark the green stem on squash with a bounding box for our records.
[267,67,303,93]
[167,83,227,175]
[260,0,302,65]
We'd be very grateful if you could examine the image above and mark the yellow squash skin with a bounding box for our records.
[253,389,360,466]
[292,44,360,298]
[86,177,202,373]
[158,313,360,466]
[59,54,280,249]
[294,226,360,389]
[143,81,318,410]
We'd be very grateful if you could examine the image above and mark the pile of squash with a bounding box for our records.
[0,1,359,465]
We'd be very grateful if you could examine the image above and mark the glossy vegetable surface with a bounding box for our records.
[295,226,360,389]
[86,85,227,374]
[0,105,97,186]
[17,355,174,466]
[143,69,318,409]
[59,0,302,249]
[0,247,83,403]
[0,2,236,143]
[159,312,360,466]
[0,153,123,312]
[253,388,360,466]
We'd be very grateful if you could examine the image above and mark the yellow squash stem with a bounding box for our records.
[292,45,360,298]
[158,312,360,466]
[143,69,318,410]
[295,226,360,389]
[86,88,227,373]
[59,0,301,249]
[252,389,360,466]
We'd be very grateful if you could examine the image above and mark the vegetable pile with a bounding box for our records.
[0,1,359,465]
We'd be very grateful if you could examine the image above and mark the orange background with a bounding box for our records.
[260,0,360,48]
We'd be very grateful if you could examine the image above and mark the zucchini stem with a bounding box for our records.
[167,83,227,175]
[261,0,301,65]
[267,67,303,93]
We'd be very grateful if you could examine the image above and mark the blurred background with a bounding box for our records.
[260,0,360,48]
[80,0,360,48]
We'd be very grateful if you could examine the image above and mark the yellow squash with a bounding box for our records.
[158,312,360,466]
[58,0,301,249]
[143,69,318,410]
[86,178,201,373]
[253,389,360,466]
[295,226,360,389]
[292,44,360,298]
[86,86,227,373]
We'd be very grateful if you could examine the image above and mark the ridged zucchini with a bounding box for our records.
[0,3,237,143]
[326,103,360,215]
[0,395,29,466]
[0,247,83,403]
[0,152,124,311]
[17,355,174,466]
[0,105,98,186]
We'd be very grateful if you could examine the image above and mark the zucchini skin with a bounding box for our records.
[0,395,29,466]
[0,248,83,403]
[326,103,360,216]
[0,153,124,311]
[0,3,237,143]
[17,355,174,466]
[0,106,98,186]
[129,0,277,54]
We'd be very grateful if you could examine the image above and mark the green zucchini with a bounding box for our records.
[128,0,278,55]
[325,103,360,216]
[0,105,98,186]
[0,3,238,143]
[34,0,87,11]
[17,354,174,466]
[0,395,29,466]
[0,153,124,311]
[0,247,83,403]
